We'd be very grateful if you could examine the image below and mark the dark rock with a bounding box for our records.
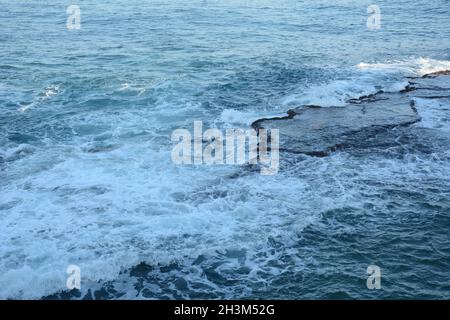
[252,73,450,156]
[422,70,450,78]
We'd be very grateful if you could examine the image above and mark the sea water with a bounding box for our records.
[0,0,449,299]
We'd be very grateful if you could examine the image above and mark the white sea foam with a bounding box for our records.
[218,109,287,127]
[0,144,36,162]
[357,57,450,77]
[118,82,149,96]
[0,131,325,298]
[281,78,408,108]
[282,58,450,109]
[2,57,450,299]
[412,97,450,131]
[385,80,410,93]
[18,85,59,112]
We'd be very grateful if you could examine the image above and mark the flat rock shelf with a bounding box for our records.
[252,71,450,156]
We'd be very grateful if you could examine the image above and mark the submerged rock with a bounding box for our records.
[252,72,450,156]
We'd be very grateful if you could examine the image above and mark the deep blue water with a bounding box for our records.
[0,0,449,299]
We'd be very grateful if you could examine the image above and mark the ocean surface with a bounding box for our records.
[0,0,449,299]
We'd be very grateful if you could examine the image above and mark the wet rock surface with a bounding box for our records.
[252,73,450,156]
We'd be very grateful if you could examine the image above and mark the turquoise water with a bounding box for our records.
[0,0,449,299]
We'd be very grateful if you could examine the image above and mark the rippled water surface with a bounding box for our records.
[0,0,449,299]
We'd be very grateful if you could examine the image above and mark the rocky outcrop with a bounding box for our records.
[252,71,450,156]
